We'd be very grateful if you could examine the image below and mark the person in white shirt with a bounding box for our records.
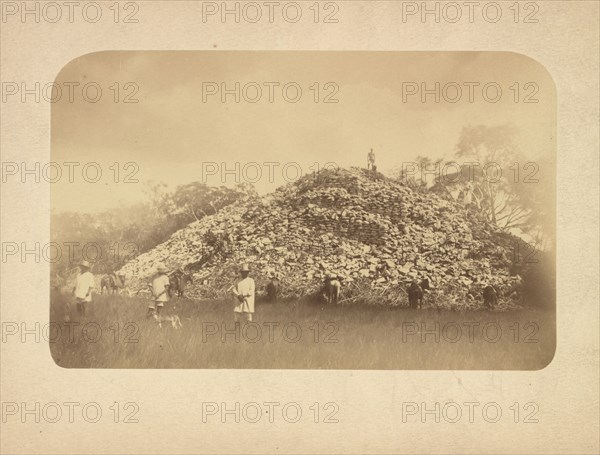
[232,263,255,323]
[149,263,170,316]
[73,260,94,316]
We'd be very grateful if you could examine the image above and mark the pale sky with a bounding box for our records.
[51,51,556,213]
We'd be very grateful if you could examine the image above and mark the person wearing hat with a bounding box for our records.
[149,263,170,316]
[231,263,255,322]
[72,260,94,316]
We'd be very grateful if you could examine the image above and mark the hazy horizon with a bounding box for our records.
[51,51,556,213]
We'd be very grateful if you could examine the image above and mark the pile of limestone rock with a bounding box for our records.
[119,167,523,305]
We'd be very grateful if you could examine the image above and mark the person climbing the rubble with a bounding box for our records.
[232,263,255,323]
[149,263,170,317]
[367,148,376,171]
[461,182,475,215]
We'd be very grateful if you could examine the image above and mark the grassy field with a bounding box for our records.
[49,292,555,370]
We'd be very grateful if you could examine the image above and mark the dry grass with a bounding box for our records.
[49,291,555,370]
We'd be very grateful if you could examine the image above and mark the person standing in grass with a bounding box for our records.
[232,263,255,323]
[72,260,94,316]
[265,271,281,302]
[149,263,170,317]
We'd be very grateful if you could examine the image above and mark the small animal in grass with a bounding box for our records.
[153,313,182,329]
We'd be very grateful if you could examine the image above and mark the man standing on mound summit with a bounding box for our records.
[367,148,376,171]
[232,263,255,323]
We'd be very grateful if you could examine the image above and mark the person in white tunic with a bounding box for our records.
[149,263,170,316]
[73,260,94,316]
[232,263,255,322]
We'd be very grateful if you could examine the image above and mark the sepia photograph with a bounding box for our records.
[2,2,599,454]
[48,51,556,369]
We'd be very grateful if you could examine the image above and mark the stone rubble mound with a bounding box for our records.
[119,167,521,304]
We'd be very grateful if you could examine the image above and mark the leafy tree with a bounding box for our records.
[170,182,257,223]
[393,124,553,246]
[451,124,551,243]
[50,181,256,280]
[454,124,521,226]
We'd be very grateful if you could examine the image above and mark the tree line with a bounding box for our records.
[51,182,257,279]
